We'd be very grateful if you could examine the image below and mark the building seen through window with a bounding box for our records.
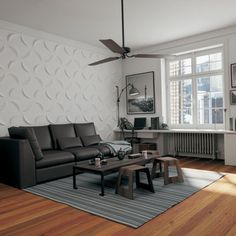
[167,47,224,127]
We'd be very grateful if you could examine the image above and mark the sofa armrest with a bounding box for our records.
[0,137,36,188]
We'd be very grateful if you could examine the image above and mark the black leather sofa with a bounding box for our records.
[0,123,111,189]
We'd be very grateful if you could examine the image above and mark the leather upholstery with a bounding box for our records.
[66,147,100,161]
[58,137,83,150]
[0,122,112,189]
[0,138,36,188]
[74,123,96,137]
[33,126,53,150]
[81,134,102,146]
[36,162,74,183]
[8,127,44,161]
[36,150,74,169]
[49,124,76,149]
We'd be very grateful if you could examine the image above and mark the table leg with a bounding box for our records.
[99,173,105,196]
[73,167,78,189]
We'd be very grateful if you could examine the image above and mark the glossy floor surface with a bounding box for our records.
[0,157,236,236]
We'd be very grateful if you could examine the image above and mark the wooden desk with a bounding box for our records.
[114,128,236,165]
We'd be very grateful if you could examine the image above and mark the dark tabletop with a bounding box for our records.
[74,154,159,173]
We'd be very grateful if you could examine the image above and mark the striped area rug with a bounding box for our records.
[25,167,223,228]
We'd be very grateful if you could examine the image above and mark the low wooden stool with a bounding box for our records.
[116,164,155,200]
[151,157,184,185]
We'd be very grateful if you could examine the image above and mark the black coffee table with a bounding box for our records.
[73,154,159,196]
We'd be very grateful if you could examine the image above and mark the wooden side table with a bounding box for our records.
[151,157,184,185]
[116,164,155,199]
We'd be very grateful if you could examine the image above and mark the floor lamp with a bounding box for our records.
[116,83,140,127]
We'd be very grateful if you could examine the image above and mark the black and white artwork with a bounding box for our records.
[126,71,155,114]
[231,63,236,88]
[230,90,236,105]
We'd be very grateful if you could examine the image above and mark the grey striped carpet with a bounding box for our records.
[25,167,223,228]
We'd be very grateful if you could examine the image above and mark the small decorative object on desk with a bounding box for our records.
[89,159,107,165]
[95,158,101,168]
[142,150,148,159]
[128,153,142,159]
[117,149,126,160]
[147,150,159,155]
[160,123,169,130]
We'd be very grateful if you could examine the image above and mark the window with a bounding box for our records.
[167,47,224,128]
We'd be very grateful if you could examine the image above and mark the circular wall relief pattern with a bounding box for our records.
[0,27,122,137]
[9,116,23,127]
[0,37,5,54]
[0,66,5,82]
[34,115,46,124]
[7,33,29,57]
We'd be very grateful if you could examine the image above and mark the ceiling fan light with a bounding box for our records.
[129,84,139,96]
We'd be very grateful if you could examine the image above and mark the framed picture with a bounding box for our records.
[231,63,236,88]
[230,90,236,105]
[126,71,155,114]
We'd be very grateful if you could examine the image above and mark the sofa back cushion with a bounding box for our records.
[74,123,96,137]
[49,124,76,149]
[8,127,44,161]
[33,126,53,151]
[58,137,83,150]
[81,134,102,146]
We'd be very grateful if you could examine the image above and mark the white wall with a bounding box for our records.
[122,25,236,130]
[0,20,122,139]
[121,58,164,127]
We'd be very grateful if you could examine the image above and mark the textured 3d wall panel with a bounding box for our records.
[0,25,122,139]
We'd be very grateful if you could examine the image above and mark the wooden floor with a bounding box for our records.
[1,157,236,236]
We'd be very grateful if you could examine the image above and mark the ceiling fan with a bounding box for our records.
[89,0,175,66]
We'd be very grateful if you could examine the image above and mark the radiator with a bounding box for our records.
[173,133,216,159]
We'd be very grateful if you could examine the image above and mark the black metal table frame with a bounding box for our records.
[73,166,120,196]
[72,155,159,196]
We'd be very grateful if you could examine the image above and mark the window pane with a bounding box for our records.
[210,61,222,71]
[197,77,210,92]
[211,75,223,92]
[196,52,222,73]
[168,48,224,128]
[212,95,223,108]
[170,79,192,124]
[196,55,209,73]
[169,61,179,77]
[213,109,223,124]
[169,58,192,77]
[198,109,210,124]
[197,75,223,124]
[181,58,192,75]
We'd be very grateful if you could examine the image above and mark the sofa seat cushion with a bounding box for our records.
[36,150,75,169]
[66,147,100,161]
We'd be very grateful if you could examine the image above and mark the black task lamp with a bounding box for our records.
[116,83,139,126]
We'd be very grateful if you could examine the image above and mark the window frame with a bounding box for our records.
[166,46,225,129]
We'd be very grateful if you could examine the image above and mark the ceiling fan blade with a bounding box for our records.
[100,39,126,54]
[132,54,176,59]
[88,57,121,66]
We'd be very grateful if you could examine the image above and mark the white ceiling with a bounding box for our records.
[0,0,236,50]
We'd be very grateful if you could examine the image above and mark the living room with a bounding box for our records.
[0,0,236,235]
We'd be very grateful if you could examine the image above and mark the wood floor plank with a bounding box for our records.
[0,157,236,236]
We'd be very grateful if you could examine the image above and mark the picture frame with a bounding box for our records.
[230,90,236,105]
[126,71,155,114]
[231,63,236,88]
